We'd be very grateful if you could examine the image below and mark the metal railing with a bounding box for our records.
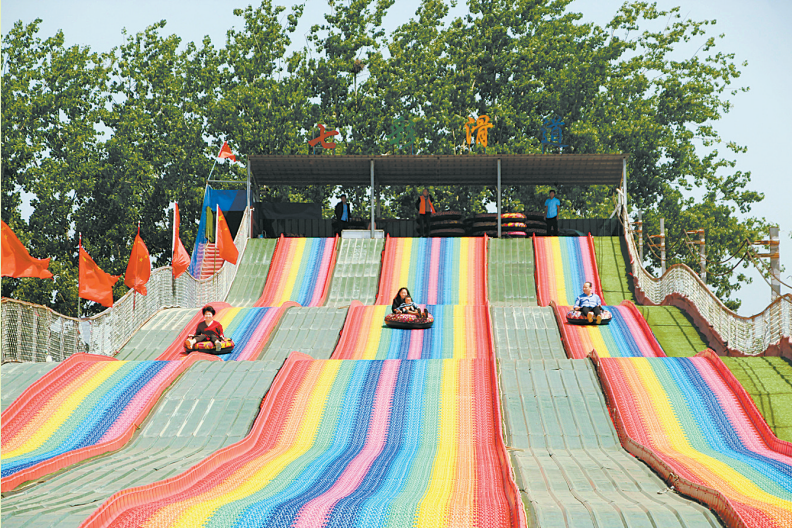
[620,207,791,356]
[1,208,250,362]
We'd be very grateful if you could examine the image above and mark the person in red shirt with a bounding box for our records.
[186,305,224,351]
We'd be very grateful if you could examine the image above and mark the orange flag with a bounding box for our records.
[218,141,236,162]
[216,206,238,265]
[124,225,151,295]
[79,238,120,308]
[1,221,53,279]
[172,203,190,278]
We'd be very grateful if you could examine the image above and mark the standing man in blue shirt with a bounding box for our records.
[334,194,351,235]
[573,281,603,323]
[544,189,560,236]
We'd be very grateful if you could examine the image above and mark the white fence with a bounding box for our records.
[1,208,250,362]
[621,207,792,356]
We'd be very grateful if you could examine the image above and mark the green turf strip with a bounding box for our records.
[636,305,708,357]
[721,357,792,443]
[593,236,635,305]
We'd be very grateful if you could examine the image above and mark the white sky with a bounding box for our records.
[2,0,790,315]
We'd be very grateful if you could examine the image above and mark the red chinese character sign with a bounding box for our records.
[464,115,493,148]
[309,124,339,151]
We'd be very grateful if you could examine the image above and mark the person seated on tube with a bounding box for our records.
[391,287,428,318]
[186,305,225,351]
[573,281,603,324]
[398,296,423,316]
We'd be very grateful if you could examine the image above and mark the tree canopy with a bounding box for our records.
[2,0,767,313]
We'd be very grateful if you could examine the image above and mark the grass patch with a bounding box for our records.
[636,306,708,357]
[593,236,635,304]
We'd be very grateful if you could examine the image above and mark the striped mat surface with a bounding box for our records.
[533,235,604,306]
[255,237,337,307]
[555,302,666,359]
[1,356,188,491]
[83,356,524,528]
[375,237,486,306]
[599,355,792,527]
[332,304,490,360]
[157,306,286,361]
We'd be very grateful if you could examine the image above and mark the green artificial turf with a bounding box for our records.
[722,357,792,442]
[593,236,636,305]
[636,305,709,357]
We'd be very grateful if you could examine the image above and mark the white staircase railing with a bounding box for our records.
[1,208,250,362]
[620,207,791,356]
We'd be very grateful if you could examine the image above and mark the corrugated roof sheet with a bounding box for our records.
[248,153,626,187]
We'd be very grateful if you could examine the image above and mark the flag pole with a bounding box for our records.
[78,233,82,321]
[207,158,218,183]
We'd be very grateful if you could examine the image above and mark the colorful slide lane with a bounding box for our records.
[332,303,491,360]
[1,354,198,492]
[596,351,792,528]
[533,234,604,306]
[375,237,486,306]
[255,237,338,307]
[554,301,666,359]
[83,353,525,528]
[155,304,292,361]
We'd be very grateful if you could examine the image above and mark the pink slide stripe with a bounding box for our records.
[100,362,182,442]
[309,240,334,307]
[237,309,282,360]
[293,360,401,528]
[427,239,441,306]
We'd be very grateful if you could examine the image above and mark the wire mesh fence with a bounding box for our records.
[621,207,791,356]
[1,208,250,363]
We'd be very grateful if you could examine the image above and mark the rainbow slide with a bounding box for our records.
[533,234,604,306]
[1,354,197,491]
[554,301,666,359]
[596,351,792,527]
[332,303,492,360]
[82,353,525,528]
[156,304,292,361]
[375,237,486,306]
[255,237,338,307]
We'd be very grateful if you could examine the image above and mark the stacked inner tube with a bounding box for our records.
[523,211,547,236]
[429,210,465,237]
[466,213,498,237]
[500,212,527,238]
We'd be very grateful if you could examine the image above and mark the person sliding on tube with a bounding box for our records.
[573,281,603,324]
[186,305,225,351]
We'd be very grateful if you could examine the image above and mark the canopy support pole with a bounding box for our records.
[370,160,375,238]
[497,159,502,238]
[622,157,628,217]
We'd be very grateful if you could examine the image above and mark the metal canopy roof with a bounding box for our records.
[248,153,626,187]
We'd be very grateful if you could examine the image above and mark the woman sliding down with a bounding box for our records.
[392,288,428,319]
[185,305,225,352]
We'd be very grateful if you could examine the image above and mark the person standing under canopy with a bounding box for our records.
[334,194,352,235]
[544,189,560,236]
[416,188,435,237]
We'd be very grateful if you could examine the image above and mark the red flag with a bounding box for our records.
[216,206,238,265]
[1,221,53,279]
[124,225,151,295]
[218,141,236,162]
[172,203,190,278]
[79,239,120,308]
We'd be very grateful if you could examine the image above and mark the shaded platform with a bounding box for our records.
[325,238,384,306]
[499,359,720,528]
[488,238,538,306]
[1,360,281,528]
[491,307,565,360]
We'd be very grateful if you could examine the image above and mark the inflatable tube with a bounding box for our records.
[500,222,527,230]
[473,213,498,220]
[473,221,498,228]
[501,212,527,220]
[503,231,527,237]
[565,309,612,325]
[429,228,466,237]
[384,312,434,329]
[430,219,464,228]
[183,338,236,354]
[430,210,462,221]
